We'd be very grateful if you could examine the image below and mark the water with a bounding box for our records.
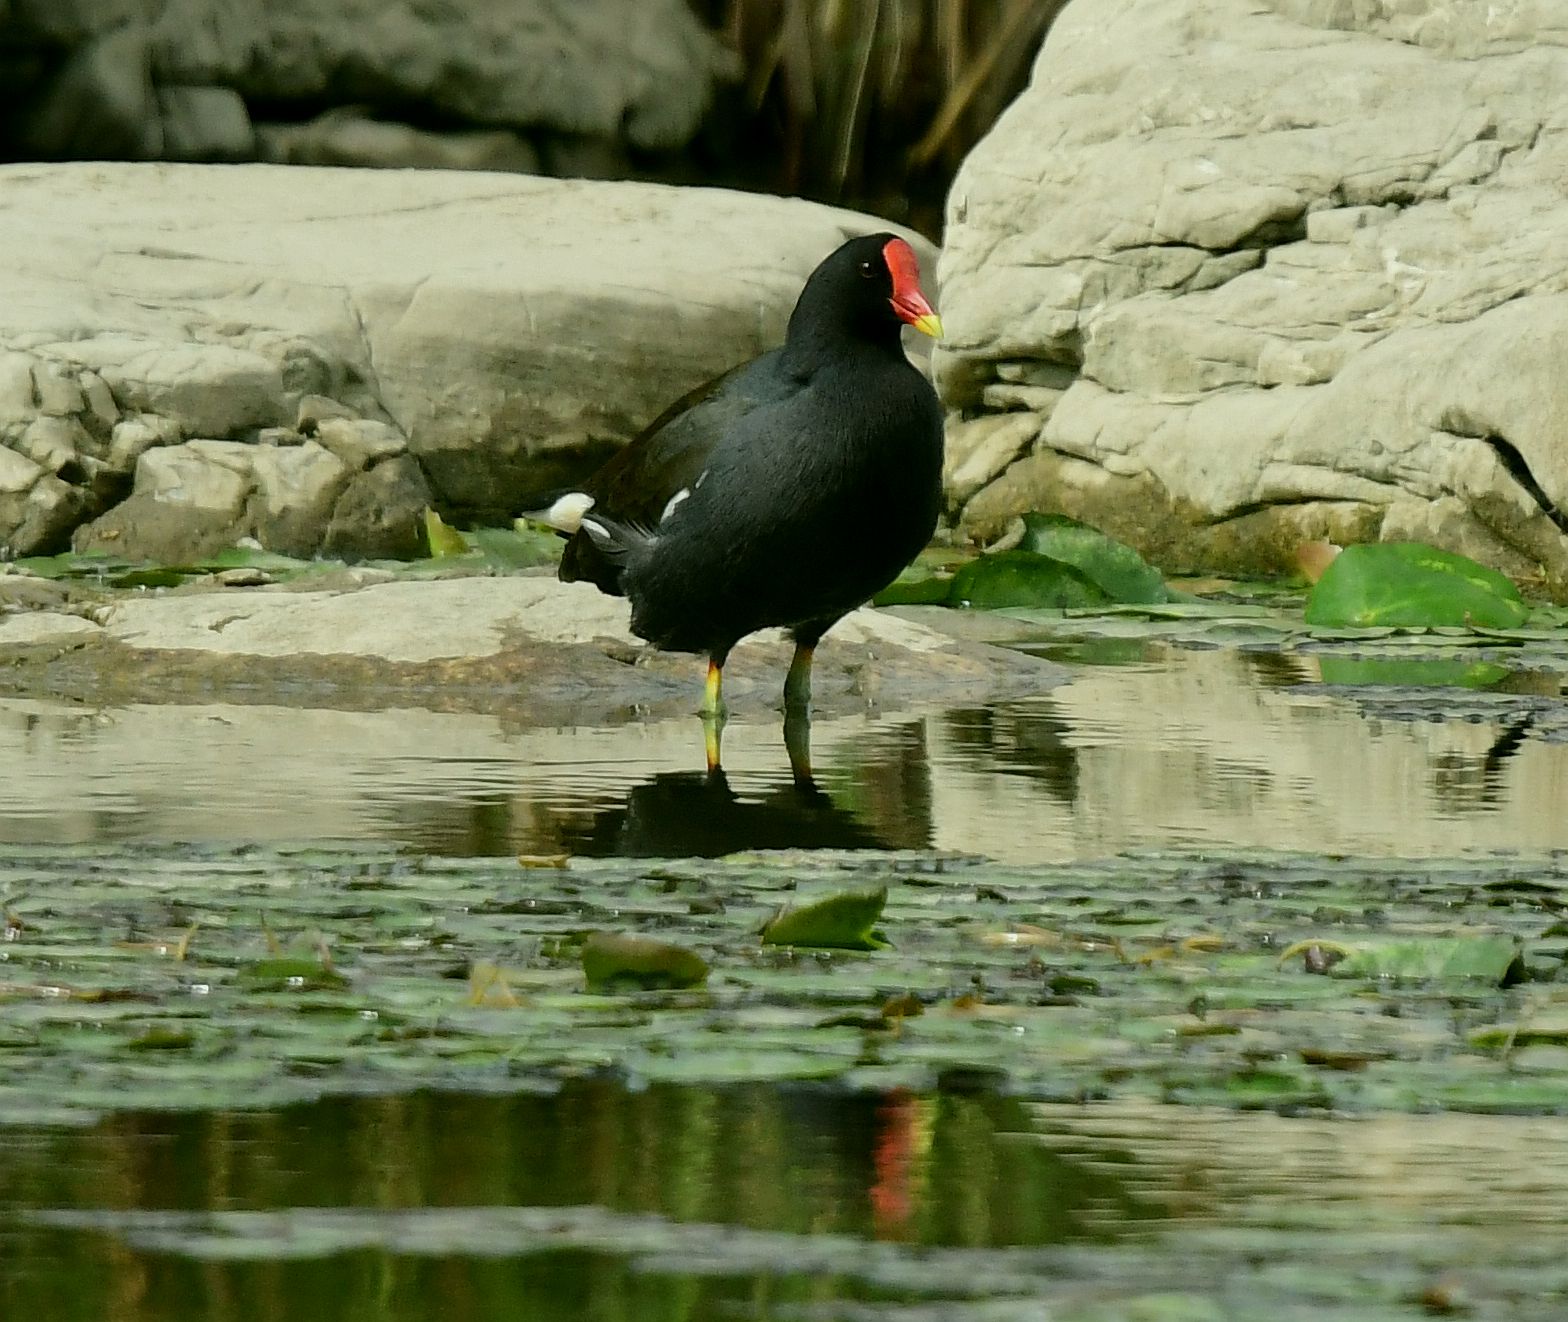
[1,646,1564,860]
[6,1085,1567,1320]
[3,640,1567,1319]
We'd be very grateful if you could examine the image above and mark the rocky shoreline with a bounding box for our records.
[0,572,1063,721]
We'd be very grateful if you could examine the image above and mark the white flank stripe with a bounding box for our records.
[660,488,690,523]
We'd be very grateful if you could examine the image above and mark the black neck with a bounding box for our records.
[780,306,906,375]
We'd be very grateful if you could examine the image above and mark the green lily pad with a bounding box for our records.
[237,958,350,992]
[126,1025,197,1051]
[1315,657,1513,689]
[761,886,889,951]
[1016,513,1171,604]
[1331,935,1523,985]
[581,932,709,991]
[1470,1016,1568,1050]
[1304,542,1530,630]
[473,524,561,569]
[873,565,958,606]
[200,547,312,573]
[946,551,1111,610]
[422,509,471,558]
[420,511,560,569]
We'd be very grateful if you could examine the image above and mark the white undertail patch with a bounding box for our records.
[536,491,595,533]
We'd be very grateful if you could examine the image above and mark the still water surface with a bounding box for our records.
[2,642,1566,1319]
[7,1083,1568,1320]
[0,645,1563,859]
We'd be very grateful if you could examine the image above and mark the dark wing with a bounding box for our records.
[560,349,796,592]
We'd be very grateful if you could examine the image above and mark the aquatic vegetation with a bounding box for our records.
[0,843,1562,1123]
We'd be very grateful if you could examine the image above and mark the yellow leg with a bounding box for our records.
[700,657,727,772]
[783,642,814,712]
[783,706,813,785]
[702,711,725,774]
[701,657,725,718]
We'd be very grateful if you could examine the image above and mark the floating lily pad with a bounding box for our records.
[237,958,350,992]
[946,551,1110,610]
[877,520,1168,611]
[126,1025,197,1051]
[1315,657,1513,689]
[1470,1016,1568,1050]
[1327,935,1523,985]
[421,510,560,569]
[761,886,889,950]
[1304,542,1530,630]
[581,932,709,991]
[9,546,314,589]
[873,564,958,606]
[1016,513,1171,604]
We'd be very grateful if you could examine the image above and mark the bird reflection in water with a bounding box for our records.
[560,714,929,858]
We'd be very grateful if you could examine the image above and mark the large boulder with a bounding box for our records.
[5,0,730,167]
[938,0,1568,592]
[0,162,929,560]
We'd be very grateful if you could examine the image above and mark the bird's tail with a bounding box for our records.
[579,511,657,564]
[518,489,596,534]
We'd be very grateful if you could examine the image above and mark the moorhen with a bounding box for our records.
[527,231,944,739]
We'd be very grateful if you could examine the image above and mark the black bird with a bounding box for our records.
[527,232,944,746]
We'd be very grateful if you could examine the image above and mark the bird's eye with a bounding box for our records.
[857,259,877,279]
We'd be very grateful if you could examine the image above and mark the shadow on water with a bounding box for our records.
[0,1082,1158,1322]
[554,767,894,857]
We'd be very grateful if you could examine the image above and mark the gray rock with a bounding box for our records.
[256,110,538,174]
[0,354,36,429]
[30,361,83,416]
[65,576,1060,718]
[0,448,43,496]
[78,371,120,434]
[76,340,285,438]
[16,25,159,158]
[322,456,433,561]
[938,0,1568,590]
[74,443,251,562]
[11,0,732,153]
[18,416,88,477]
[247,441,351,555]
[944,413,1040,510]
[0,611,101,646]
[3,474,82,557]
[157,86,253,161]
[0,162,928,558]
[312,417,406,470]
[107,414,180,473]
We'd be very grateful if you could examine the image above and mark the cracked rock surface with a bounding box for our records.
[937,0,1568,592]
[0,163,927,561]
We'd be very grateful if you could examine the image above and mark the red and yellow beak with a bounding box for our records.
[883,237,944,339]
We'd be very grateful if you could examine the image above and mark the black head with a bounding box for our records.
[785,232,943,359]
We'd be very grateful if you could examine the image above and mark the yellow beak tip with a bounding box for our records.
[911,312,945,340]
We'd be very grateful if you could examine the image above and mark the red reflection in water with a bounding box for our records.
[869,1089,926,1239]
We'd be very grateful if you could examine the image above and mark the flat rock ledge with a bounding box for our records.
[0,576,1061,721]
